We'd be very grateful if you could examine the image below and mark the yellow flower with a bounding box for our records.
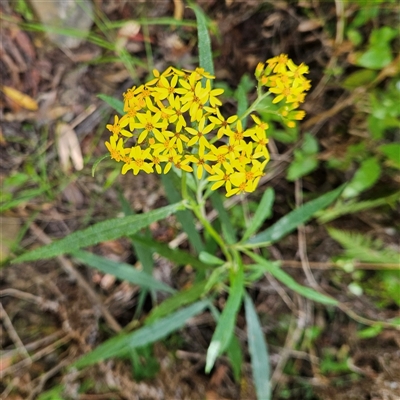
[133,85,156,109]
[255,62,265,79]
[169,95,187,132]
[226,165,266,196]
[106,115,133,138]
[186,146,214,179]
[119,105,141,132]
[123,86,137,109]
[205,80,224,107]
[225,120,251,145]
[151,130,177,155]
[149,152,168,174]
[266,53,288,74]
[252,114,268,129]
[171,130,189,154]
[183,67,215,81]
[250,127,270,159]
[206,145,234,173]
[208,109,237,139]
[269,81,303,104]
[207,165,234,192]
[122,146,153,175]
[105,135,128,162]
[153,74,187,104]
[286,60,309,85]
[185,116,213,149]
[181,81,209,122]
[135,110,167,143]
[163,150,192,174]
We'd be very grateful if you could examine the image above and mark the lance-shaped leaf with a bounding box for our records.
[245,293,271,400]
[74,300,209,368]
[72,250,174,293]
[245,185,344,247]
[13,202,184,263]
[205,262,244,372]
[246,253,338,306]
[191,3,214,75]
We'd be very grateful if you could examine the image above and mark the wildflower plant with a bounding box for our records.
[14,6,357,400]
[105,54,311,197]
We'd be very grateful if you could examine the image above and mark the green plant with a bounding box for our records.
[328,228,400,308]
[12,4,397,400]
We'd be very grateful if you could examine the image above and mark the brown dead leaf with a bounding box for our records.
[173,0,184,20]
[297,19,323,32]
[61,182,84,207]
[1,85,38,111]
[116,21,141,53]
[56,122,84,172]
[13,29,36,61]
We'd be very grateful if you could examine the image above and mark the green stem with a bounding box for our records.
[237,89,271,122]
[181,171,188,201]
[192,205,233,263]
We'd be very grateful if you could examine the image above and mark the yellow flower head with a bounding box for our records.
[104,59,310,196]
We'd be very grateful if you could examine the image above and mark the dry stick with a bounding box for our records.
[0,334,71,380]
[295,179,319,288]
[0,302,31,360]
[0,287,59,312]
[338,303,399,330]
[27,358,71,400]
[20,330,65,352]
[264,273,297,313]
[307,0,345,103]
[29,223,122,333]
[280,260,400,270]
[271,303,308,391]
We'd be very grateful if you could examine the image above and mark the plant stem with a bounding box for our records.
[192,205,233,263]
[238,90,270,122]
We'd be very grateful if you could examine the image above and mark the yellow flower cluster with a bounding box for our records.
[255,54,311,128]
[105,56,310,196]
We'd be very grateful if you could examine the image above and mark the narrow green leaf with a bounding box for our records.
[342,157,381,199]
[146,281,208,324]
[0,187,51,212]
[247,254,338,306]
[130,234,208,271]
[244,293,271,400]
[74,300,209,368]
[199,251,225,265]
[205,262,244,372]
[235,74,252,128]
[245,185,345,247]
[210,192,237,245]
[72,250,174,293]
[208,303,243,382]
[287,154,318,181]
[226,334,243,382]
[13,202,184,263]
[19,22,114,50]
[97,94,124,114]
[241,188,274,242]
[119,193,154,272]
[191,3,214,75]
[161,174,204,254]
[379,143,400,169]
[316,191,400,224]
[91,155,108,177]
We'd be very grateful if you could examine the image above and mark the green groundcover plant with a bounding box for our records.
[13,5,353,400]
